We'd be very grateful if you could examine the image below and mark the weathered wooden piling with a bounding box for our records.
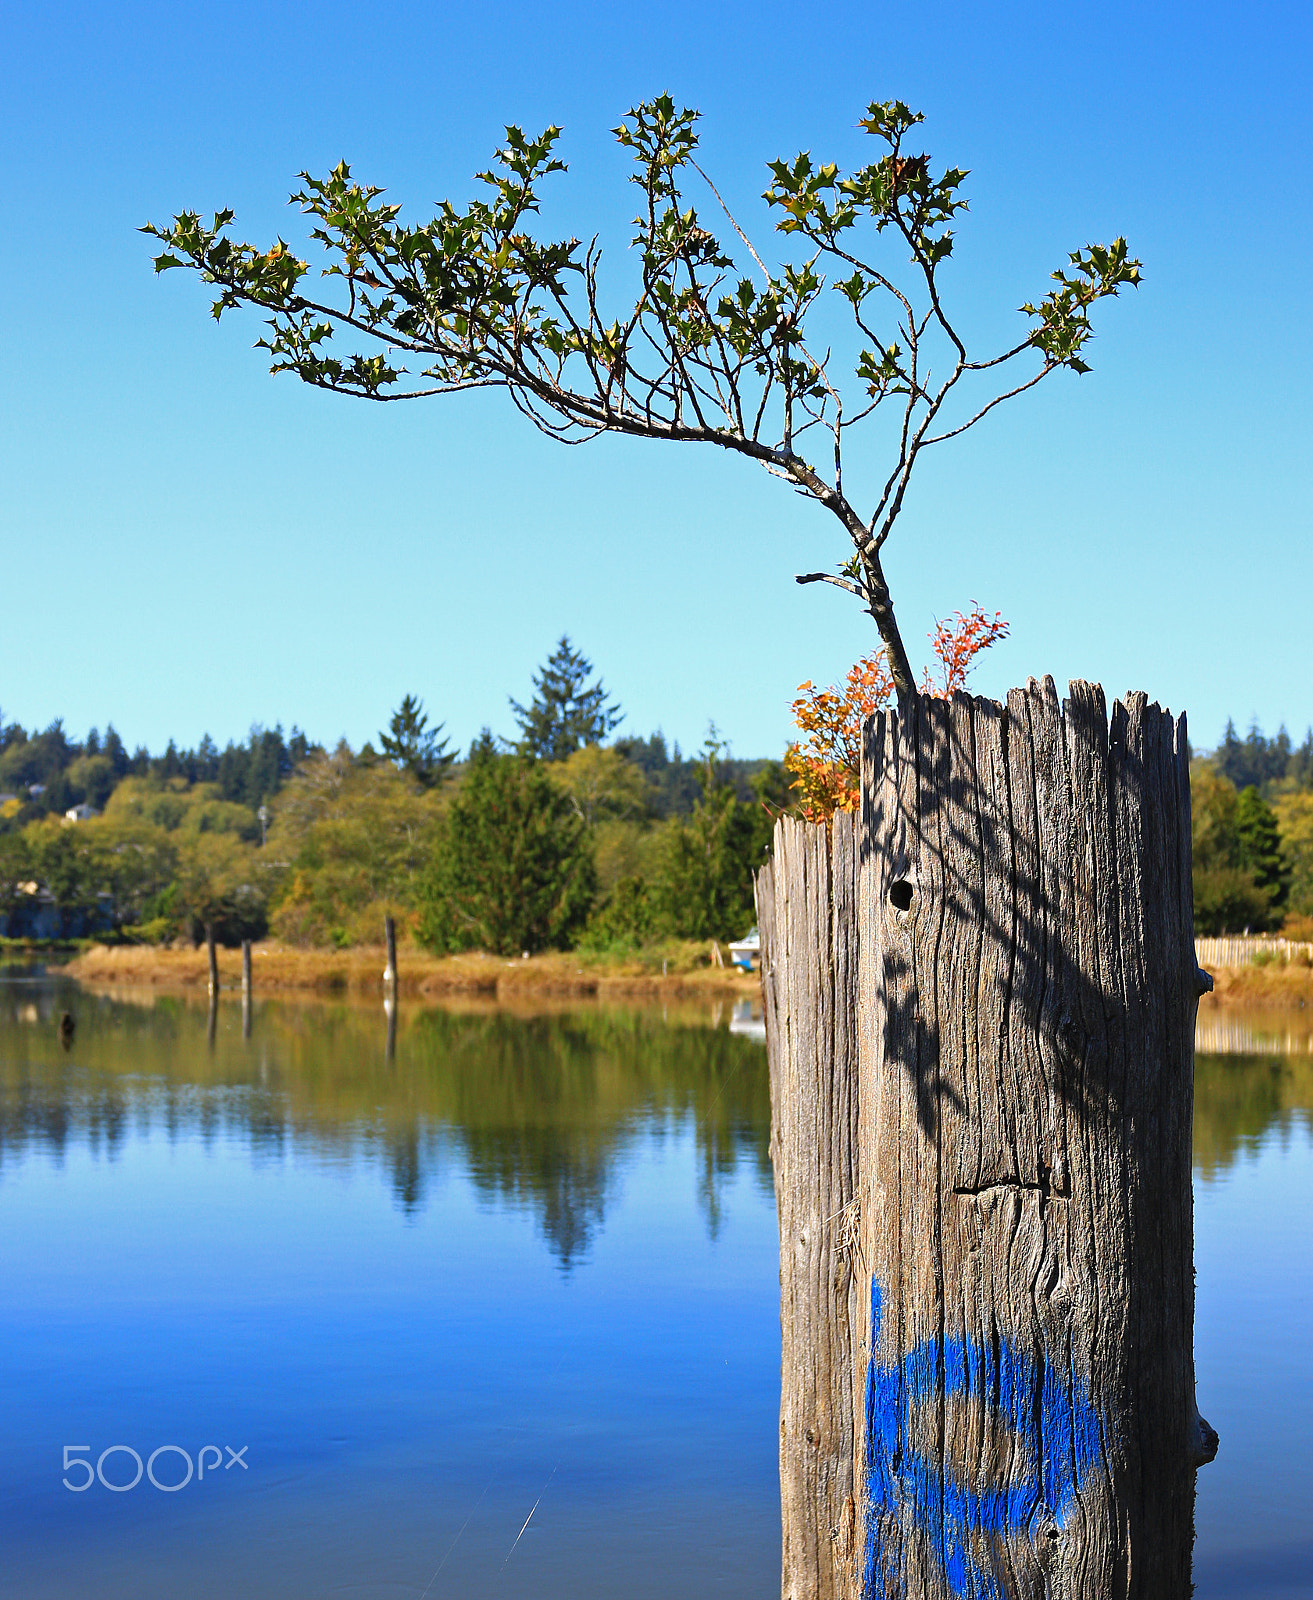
[758,812,861,1600]
[383,914,398,992]
[759,681,1215,1600]
[241,939,253,1039]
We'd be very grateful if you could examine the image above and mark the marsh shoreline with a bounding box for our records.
[53,942,1313,1010]
[61,940,762,1003]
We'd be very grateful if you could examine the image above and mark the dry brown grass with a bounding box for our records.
[1199,961,1313,1010]
[68,943,1313,1013]
[64,941,761,1003]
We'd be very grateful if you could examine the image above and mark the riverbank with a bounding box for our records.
[1200,961,1313,1010]
[63,940,761,1002]
[54,944,1313,1009]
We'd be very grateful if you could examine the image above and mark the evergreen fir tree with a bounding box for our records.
[1234,785,1286,907]
[510,637,622,761]
[418,752,595,954]
[379,695,454,789]
[103,725,130,778]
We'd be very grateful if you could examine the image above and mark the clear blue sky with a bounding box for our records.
[2,0,1309,761]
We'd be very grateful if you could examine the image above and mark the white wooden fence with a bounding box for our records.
[1195,936,1313,970]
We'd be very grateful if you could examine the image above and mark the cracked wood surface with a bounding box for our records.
[761,679,1209,1600]
[759,811,861,1600]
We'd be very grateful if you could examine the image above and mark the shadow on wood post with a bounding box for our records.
[758,678,1216,1600]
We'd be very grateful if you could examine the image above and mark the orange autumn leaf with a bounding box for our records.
[785,605,1008,822]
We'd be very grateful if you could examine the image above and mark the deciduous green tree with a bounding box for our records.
[171,830,268,946]
[649,737,760,942]
[1273,791,1313,919]
[0,832,32,927]
[1190,765,1281,933]
[553,743,651,825]
[21,819,112,936]
[268,744,445,945]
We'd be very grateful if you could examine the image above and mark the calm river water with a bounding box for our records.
[0,980,1309,1598]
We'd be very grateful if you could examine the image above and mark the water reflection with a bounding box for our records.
[0,978,782,1600]
[1190,1011,1313,1599]
[0,983,771,1269]
[1193,1010,1313,1182]
[2,981,1311,1600]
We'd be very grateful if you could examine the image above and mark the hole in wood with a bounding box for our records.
[889,879,914,912]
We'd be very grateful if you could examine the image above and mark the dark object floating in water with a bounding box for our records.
[57,1011,75,1046]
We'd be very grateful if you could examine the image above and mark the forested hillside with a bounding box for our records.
[0,641,788,951]
[3,671,1310,947]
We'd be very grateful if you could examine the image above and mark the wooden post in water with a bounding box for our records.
[759,681,1216,1600]
[241,939,253,1039]
[206,923,220,1048]
[383,913,398,1062]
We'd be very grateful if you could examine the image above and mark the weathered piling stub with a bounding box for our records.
[758,811,862,1600]
[241,938,253,1039]
[759,680,1216,1600]
[206,922,220,1048]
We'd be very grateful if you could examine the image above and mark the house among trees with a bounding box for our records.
[64,801,99,823]
[0,883,61,941]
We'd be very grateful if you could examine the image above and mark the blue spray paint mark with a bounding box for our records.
[864,1281,1102,1599]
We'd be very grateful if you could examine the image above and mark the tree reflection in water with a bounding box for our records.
[0,986,773,1269]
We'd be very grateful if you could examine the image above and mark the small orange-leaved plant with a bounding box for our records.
[785,605,1009,822]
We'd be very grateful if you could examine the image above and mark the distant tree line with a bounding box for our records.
[4,684,1310,947]
[1211,719,1313,793]
[6,679,1311,949]
[0,712,317,822]
[0,642,787,954]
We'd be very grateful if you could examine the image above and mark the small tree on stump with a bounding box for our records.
[143,102,1216,1600]
[144,96,1136,707]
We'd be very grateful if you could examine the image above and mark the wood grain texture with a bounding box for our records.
[853,681,1208,1599]
[759,812,862,1600]
[762,680,1211,1599]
